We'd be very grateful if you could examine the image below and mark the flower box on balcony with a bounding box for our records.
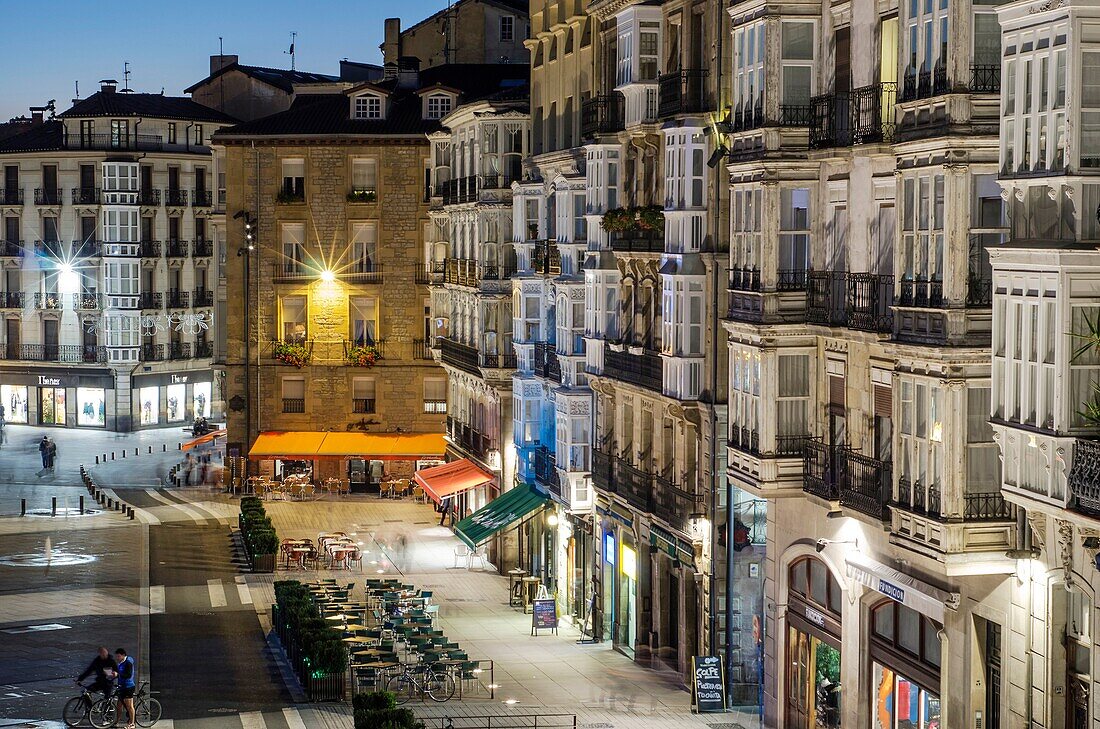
[346,344,382,367]
[273,340,312,368]
[346,189,377,203]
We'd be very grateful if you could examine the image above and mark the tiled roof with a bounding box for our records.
[215,64,529,140]
[0,121,64,153]
[184,63,340,94]
[58,91,237,123]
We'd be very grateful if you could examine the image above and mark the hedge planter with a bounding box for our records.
[251,553,276,573]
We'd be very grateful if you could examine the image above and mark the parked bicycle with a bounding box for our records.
[88,681,162,728]
[63,683,106,727]
[386,663,456,704]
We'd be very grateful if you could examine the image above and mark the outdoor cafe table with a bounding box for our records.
[353,649,390,657]
[343,636,377,645]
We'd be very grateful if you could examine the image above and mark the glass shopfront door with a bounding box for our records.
[787,624,841,729]
[39,387,65,425]
[617,541,637,657]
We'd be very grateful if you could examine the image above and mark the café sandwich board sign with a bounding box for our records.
[691,655,726,713]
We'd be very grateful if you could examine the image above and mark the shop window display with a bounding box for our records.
[139,386,159,426]
[870,600,942,729]
[166,384,186,422]
[76,387,105,427]
[1,385,29,423]
[193,382,211,419]
[873,662,940,729]
[40,387,66,425]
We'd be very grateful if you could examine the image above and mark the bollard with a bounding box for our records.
[129,508,135,520]
[111,452,115,461]
[52,497,57,517]
[121,451,125,458]
[103,453,107,461]
[79,496,85,515]
[178,442,182,450]
[148,446,152,454]
[163,444,167,452]
[20,499,25,516]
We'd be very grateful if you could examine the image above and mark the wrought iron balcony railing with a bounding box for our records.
[166,290,189,309]
[802,438,841,501]
[35,292,63,310]
[73,292,103,310]
[344,261,384,284]
[808,271,893,332]
[191,190,213,207]
[1069,438,1100,518]
[810,83,897,148]
[1,188,23,205]
[165,240,189,258]
[728,267,761,293]
[167,342,192,360]
[0,291,24,308]
[192,240,214,257]
[478,174,519,191]
[440,177,479,205]
[533,341,562,383]
[164,189,188,206]
[581,93,625,137]
[609,230,662,254]
[353,398,376,414]
[0,240,23,257]
[969,64,1000,94]
[282,398,305,413]
[838,449,892,521]
[141,343,164,362]
[532,242,562,275]
[897,278,944,308]
[533,446,559,493]
[423,399,447,414]
[480,352,518,370]
[138,189,161,206]
[652,474,699,534]
[139,292,163,309]
[193,289,213,307]
[63,133,163,152]
[71,187,101,205]
[603,347,663,392]
[439,338,481,376]
[413,338,434,360]
[900,68,949,102]
[1,343,106,363]
[195,341,213,358]
[34,188,63,205]
[657,69,709,118]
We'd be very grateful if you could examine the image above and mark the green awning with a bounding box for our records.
[454,483,549,549]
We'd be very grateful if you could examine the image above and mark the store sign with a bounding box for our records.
[691,656,726,713]
[804,606,827,628]
[37,376,64,387]
[171,374,189,384]
[621,545,637,580]
[878,579,906,604]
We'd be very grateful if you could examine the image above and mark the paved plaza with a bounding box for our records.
[0,424,761,728]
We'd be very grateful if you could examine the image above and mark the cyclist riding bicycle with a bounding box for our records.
[75,647,114,698]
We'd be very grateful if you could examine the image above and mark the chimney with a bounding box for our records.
[397,57,420,89]
[382,18,401,64]
[29,107,44,125]
[100,79,118,94]
[210,54,239,74]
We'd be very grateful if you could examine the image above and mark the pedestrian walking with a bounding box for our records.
[48,438,58,470]
[38,435,49,471]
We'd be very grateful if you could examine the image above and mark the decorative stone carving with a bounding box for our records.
[1028,511,1047,551]
[1056,519,1075,586]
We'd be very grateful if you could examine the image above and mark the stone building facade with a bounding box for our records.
[0,83,234,431]
[381,1,530,70]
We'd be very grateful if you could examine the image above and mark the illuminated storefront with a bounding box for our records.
[138,386,159,426]
[40,385,66,425]
[76,387,105,427]
[166,383,186,422]
[869,601,942,729]
[785,557,843,729]
[0,384,29,423]
[132,370,216,429]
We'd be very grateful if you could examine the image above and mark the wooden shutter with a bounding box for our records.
[829,375,846,407]
[874,385,892,416]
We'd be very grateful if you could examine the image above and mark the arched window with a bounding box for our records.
[869,600,942,727]
[789,557,843,618]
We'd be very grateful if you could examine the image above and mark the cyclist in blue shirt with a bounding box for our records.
[111,648,136,729]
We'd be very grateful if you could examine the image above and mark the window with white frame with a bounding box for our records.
[353,94,382,119]
[513,394,541,444]
[110,119,129,147]
[900,173,944,282]
[102,162,138,194]
[781,21,815,115]
[103,208,139,243]
[728,344,760,451]
[426,94,453,120]
[584,147,619,215]
[732,20,765,124]
[104,260,139,296]
[500,15,515,42]
[779,189,811,282]
[351,222,377,272]
[731,187,761,273]
[281,223,305,274]
[515,288,541,342]
[350,297,379,346]
[897,376,945,508]
[281,158,305,198]
[1002,30,1068,173]
[776,353,811,452]
[966,386,1001,494]
[1080,50,1100,169]
[193,124,204,145]
[970,174,1005,289]
[664,130,706,210]
[280,296,307,342]
[105,314,139,347]
[993,288,1059,428]
[351,159,377,194]
[639,21,660,80]
[904,0,949,87]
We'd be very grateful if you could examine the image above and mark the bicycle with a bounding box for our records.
[89,681,162,728]
[386,663,456,704]
[63,683,108,727]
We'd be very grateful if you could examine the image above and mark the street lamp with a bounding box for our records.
[234,210,256,473]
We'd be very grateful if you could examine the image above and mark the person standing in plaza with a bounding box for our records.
[38,436,49,471]
[48,438,58,471]
[109,648,136,729]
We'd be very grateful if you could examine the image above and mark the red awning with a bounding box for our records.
[414,458,495,504]
[182,428,227,451]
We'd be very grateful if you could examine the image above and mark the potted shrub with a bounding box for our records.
[273,341,311,368]
[346,344,382,367]
[276,189,304,204]
[600,207,634,233]
[249,529,279,573]
[346,189,377,203]
[636,205,665,231]
[527,222,539,240]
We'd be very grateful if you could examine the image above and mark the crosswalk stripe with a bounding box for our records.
[237,581,253,605]
[207,578,227,608]
[150,585,165,614]
[239,711,267,729]
[282,707,308,729]
[144,489,209,524]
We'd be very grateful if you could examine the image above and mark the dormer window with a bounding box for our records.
[354,94,382,119]
[427,94,453,120]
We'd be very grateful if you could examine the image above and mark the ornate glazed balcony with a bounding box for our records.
[657,69,708,118]
[581,93,625,136]
[603,347,663,392]
[1069,438,1100,518]
[838,449,891,521]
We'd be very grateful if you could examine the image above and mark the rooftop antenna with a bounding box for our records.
[74,81,80,101]
[219,36,224,56]
[284,31,297,70]
[122,61,132,92]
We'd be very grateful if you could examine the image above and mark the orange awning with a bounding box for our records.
[248,431,446,460]
[414,458,496,503]
[182,428,227,451]
[248,431,329,459]
[315,432,447,460]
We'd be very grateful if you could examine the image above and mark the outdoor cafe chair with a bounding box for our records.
[453,545,469,569]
